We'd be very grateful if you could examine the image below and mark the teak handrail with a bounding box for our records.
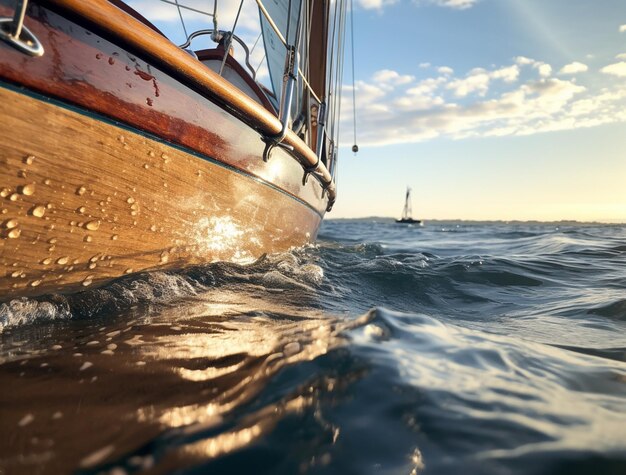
[44,0,336,208]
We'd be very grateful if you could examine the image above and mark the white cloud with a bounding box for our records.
[447,69,490,97]
[342,58,626,147]
[372,69,415,86]
[419,62,431,68]
[523,78,586,115]
[357,0,398,10]
[615,53,626,60]
[515,56,535,66]
[427,0,480,9]
[407,77,447,96]
[437,66,454,75]
[535,63,553,77]
[394,94,445,110]
[491,65,520,83]
[445,65,519,97]
[353,81,388,103]
[601,62,626,77]
[559,62,588,75]
[619,24,626,33]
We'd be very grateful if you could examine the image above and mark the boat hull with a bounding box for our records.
[395,219,422,225]
[0,84,321,299]
[0,1,334,300]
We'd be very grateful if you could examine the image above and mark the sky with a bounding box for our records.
[129,0,626,222]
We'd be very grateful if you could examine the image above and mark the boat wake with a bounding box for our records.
[0,252,325,333]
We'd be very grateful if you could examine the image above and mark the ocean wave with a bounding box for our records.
[0,253,325,333]
[588,299,626,321]
[2,218,626,475]
[71,307,626,475]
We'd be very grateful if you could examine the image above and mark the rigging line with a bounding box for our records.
[160,0,214,17]
[255,52,267,74]
[350,0,357,153]
[306,0,314,84]
[249,32,262,56]
[334,0,348,159]
[303,0,312,144]
[212,0,219,42]
[219,0,244,76]
[328,0,339,86]
[285,0,293,43]
[285,0,294,109]
[327,0,341,140]
[334,0,347,144]
[294,1,307,115]
[298,72,321,104]
[172,0,189,39]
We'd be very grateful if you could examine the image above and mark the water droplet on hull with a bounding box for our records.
[85,221,101,231]
[30,205,46,218]
[20,184,36,196]
[5,219,18,229]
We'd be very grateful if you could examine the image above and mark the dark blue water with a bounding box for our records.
[1,220,625,474]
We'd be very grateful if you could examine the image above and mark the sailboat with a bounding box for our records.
[0,0,350,299]
[396,187,422,224]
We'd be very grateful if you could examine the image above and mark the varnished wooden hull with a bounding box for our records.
[0,84,321,299]
[0,1,331,300]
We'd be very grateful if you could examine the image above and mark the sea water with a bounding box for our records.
[1,220,625,474]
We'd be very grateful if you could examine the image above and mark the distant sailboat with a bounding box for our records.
[396,187,422,224]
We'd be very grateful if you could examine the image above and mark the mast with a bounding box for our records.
[309,0,330,103]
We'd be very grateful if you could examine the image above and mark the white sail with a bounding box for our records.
[259,0,303,101]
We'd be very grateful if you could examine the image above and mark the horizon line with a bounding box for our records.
[326,217,626,225]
